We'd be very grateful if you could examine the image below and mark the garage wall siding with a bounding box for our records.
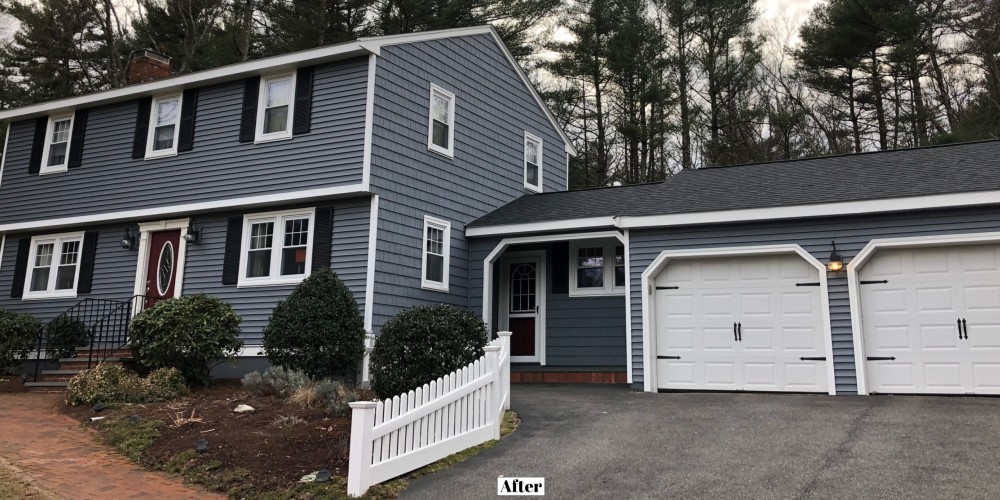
[629,205,1000,394]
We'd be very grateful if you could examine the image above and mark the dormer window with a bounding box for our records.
[145,94,182,158]
[41,115,74,174]
[427,84,455,157]
[256,73,295,142]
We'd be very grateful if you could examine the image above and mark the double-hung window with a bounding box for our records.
[421,216,451,291]
[41,115,74,174]
[239,209,313,286]
[146,94,182,158]
[569,241,626,296]
[23,233,84,299]
[427,84,455,157]
[256,73,295,142]
[524,132,543,192]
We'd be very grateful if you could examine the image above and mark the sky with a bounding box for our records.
[759,0,823,20]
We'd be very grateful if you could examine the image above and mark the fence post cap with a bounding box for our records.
[349,401,379,410]
[497,331,513,337]
[483,345,500,352]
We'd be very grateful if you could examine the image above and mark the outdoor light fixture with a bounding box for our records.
[314,470,331,483]
[195,438,209,453]
[184,219,201,243]
[120,226,137,250]
[828,241,844,272]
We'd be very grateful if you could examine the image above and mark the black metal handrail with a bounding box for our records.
[31,294,170,381]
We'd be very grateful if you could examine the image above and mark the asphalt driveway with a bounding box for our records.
[401,384,1000,500]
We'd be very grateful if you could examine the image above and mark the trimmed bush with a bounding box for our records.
[128,294,243,386]
[65,364,188,406]
[0,309,41,375]
[370,305,488,398]
[263,268,365,380]
[46,316,90,359]
[241,367,359,415]
[241,366,310,398]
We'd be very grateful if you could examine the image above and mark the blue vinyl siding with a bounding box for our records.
[368,34,569,331]
[0,197,371,347]
[628,205,1000,394]
[0,57,368,224]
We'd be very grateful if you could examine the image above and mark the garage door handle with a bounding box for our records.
[958,319,963,339]
[867,356,897,361]
[734,322,738,341]
[962,318,968,340]
[737,322,742,342]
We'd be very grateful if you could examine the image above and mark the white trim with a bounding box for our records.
[0,234,4,272]
[21,232,86,300]
[623,229,632,384]
[564,152,570,192]
[255,72,296,143]
[144,93,183,159]
[466,217,617,238]
[523,132,543,193]
[420,215,451,292]
[133,219,191,303]
[0,184,367,233]
[39,114,74,174]
[0,125,10,191]
[363,195,379,332]
[481,230,626,333]
[361,54,377,191]
[846,231,1000,396]
[499,251,547,364]
[427,84,456,158]
[567,239,626,297]
[640,244,836,395]
[237,208,316,288]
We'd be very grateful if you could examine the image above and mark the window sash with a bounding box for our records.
[42,116,74,171]
[569,242,625,296]
[524,133,543,191]
[427,85,455,156]
[24,235,83,298]
[149,96,181,153]
[256,74,294,140]
[421,217,450,291]
[239,210,313,286]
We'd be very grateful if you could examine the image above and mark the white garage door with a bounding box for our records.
[860,244,1000,395]
[654,253,829,393]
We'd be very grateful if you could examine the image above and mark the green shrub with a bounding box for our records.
[241,366,310,397]
[46,316,90,359]
[65,364,189,406]
[370,305,488,398]
[0,309,41,375]
[263,268,365,380]
[128,294,243,386]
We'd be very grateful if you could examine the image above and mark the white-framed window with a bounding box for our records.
[23,232,84,299]
[427,84,455,157]
[40,114,74,174]
[421,216,451,292]
[145,94,182,158]
[569,240,626,296]
[524,132,543,192]
[238,208,314,287]
[255,72,296,143]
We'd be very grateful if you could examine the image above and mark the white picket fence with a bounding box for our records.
[347,331,512,496]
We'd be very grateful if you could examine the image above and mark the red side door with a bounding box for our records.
[146,230,181,308]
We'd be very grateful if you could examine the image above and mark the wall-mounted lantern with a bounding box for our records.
[827,241,844,272]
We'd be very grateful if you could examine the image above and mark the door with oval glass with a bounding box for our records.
[500,252,546,363]
[146,229,181,308]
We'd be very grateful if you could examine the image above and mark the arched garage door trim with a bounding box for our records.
[641,244,836,394]
[847,231,1000,395]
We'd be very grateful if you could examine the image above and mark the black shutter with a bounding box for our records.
[10,238,31,298]
[222,216,244,285]
[132,97,153,159]
[551,241,570,294]
[239,76,260,143]
[77,231,99,294]
[67,109,88,169]
[292,67,314,135]
[28,117,47,174]
[312,206,334,271]
[177,88,199,152]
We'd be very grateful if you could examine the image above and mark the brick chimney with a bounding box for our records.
[128,50,171,85]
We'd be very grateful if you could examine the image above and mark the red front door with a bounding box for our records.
[146,230,181,308]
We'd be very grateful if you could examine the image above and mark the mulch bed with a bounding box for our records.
[0,376,26,393]
[62,380,366,492]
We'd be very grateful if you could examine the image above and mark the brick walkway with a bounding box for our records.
[0,393,225,500]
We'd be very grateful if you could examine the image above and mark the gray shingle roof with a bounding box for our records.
[468,140,1000,228]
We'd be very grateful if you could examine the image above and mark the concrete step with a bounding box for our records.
[25,381,68,393]
[37,370,82,383]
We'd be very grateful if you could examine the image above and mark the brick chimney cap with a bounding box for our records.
[130,49,171,64]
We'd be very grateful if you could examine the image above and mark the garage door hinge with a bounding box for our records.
[866,356,896,361]
[860,280,889,285]
[655,286,680,290]
[795,282,821,287]
[657,355,681,360]
[799,356,826,361]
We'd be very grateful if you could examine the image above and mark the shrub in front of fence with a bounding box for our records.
[369,304,488,398]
